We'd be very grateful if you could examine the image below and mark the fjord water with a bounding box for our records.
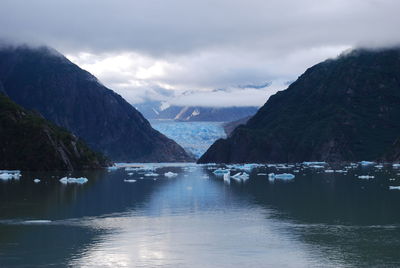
[1,164,400,267]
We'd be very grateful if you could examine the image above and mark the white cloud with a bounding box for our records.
[3,0,399,106]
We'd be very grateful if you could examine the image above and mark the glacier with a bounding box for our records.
[150,120,227,158]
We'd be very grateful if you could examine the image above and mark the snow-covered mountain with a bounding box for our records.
[135,101,258,122]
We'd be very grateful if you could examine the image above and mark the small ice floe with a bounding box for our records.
[359,161,375,166]
[324,170,335,173]
[0,170,21,180]
[268,173,295,181]
[374,165,384,169]
[59,177,88,184]
[335,170,347,173]
[231,172,249,182]
[393,164,400,168]
[23,220,52,224]
[303,162,327,166]
[358,175,375,179]
[144,173,159,177]
[293,170,300,173]
[164,172,178,178]
[127,173,134,176]
[257,173,267,176]
[223,172,231,183]
[33,179,41,183]
[124,179,137,183]
[213,169,230,176]
[107,165,119,171]
[389,186,400,190]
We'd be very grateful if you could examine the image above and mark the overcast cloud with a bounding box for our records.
[1,0,399,106]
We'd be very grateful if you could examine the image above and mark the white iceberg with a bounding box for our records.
[0,170,21,180]
[213,169,230,175]
[59,177,88,184]
[124,179,137,183]
[164,172,178,178]
[324,170,335,173]
[268,173,295,180]
[303,162,327,166]
[389,186,400,190]
[358,175,375,179]
[34,179,41,183]
[144,173,159,177]
[359,161,375,166]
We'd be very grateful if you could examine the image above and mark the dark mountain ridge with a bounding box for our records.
[0,45,192,162]
[199,47,400,163]
[0,91,107,171]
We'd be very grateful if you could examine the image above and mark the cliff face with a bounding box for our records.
[0,46,192,162]
[0,92,107,171]
[199,48,400,163]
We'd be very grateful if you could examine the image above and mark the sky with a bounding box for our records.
[1,0,399,107]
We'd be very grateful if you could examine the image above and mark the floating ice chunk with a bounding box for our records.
[359,161,375,166]
[308,165,325,169]
[231,172,249,182]
[34,179,41,183]
[59,177,88,184]
[127,173,134,176]
[223,172,230,183]
[324,170,335,173]
[213,169,230,175]
[0,170,21,180]
[144,173,159,177]
[164,172,178,178]
[389,186,400,190]
[393,164,400,168]
[335,170,347,173]
[374,165,384,169]
[303,162,327,166]
[358,175,375,179]
[23,220,52,224]
[107,166,118,171]
[269,173,295,180]
[257,173,267,176]
[124,179,137,183]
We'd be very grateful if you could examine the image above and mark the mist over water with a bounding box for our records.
[1,163,400,267]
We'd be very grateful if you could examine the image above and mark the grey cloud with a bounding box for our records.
[1,0,399,106]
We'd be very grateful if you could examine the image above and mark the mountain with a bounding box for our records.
[135,101,258,122]
[0,45,192,162]
[199,47,400,163]
[0,92,107,171]
[223,116,252,136]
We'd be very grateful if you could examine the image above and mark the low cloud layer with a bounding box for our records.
[1,0,400,106]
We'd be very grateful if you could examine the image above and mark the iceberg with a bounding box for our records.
[303,162,327,166]
[164,172,178,178]
[144,173,159,177]
[324,170,335,173]
[358,175,375,179]
[59,177,88,184]
[389,186,400,190]
[213,169,230,176]
[0,170,21,180]
[268,173,295,180]
[359,161,375,166]
[33,179,41,183]
[223,172,230,183]
[124,179,137,183]
[231,172,249,182]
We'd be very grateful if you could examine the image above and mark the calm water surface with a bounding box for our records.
[1,163,400,267]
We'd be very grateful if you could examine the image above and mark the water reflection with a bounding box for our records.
[1,163,400,267]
